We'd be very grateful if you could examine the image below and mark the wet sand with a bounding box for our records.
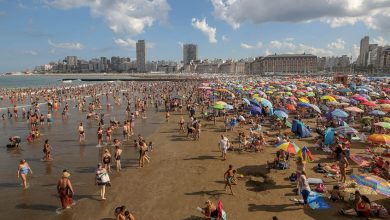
[55,112,389,220]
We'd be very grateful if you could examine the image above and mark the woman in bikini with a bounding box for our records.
[114,140,123,172]
[97,126,103,145]
[17,159,32,190]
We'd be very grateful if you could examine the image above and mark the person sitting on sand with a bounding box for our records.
[340,195,371,217]
[328,185,342,202]
[202,200,218,220]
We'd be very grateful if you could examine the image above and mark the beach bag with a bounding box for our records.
[278,162,288,170]
[97,172,110,184]
[289,173,297,182]
[315,183,325,193]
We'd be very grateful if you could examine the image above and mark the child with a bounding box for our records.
[329,185,342,202]
[148,141,154,152]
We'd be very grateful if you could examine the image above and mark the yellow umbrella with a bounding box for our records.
[321,95,336,102]
[215,101,227,105]
[368,134,390,146]
[298,97,310,103]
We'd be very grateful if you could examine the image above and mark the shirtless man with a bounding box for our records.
[78,122,85,142]
[224,164,235,195]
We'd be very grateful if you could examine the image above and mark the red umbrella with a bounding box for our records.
[377,99,390,104]
[361,101,377,107]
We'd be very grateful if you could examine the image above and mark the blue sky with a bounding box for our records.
[0,0,390,72]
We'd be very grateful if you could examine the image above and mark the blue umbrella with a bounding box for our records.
[274,110,288,119]
[250,106,262,115]
[250,99,261,107]
[369,110,385,116]
[274,107,289,114]
[297,102,311,108]
[261,99,273,109]
[324,128,335,145]
[330,109,349,118]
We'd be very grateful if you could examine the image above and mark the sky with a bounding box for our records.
[1,0,390,72]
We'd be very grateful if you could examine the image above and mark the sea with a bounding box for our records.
[0,75,163,219]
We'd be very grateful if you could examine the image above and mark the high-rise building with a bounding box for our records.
[183,44,198,65]
[359,36,369,66]
[136,40,146,72]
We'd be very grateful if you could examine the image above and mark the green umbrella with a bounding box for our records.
[306,92,315,97]
[213,104,224,110]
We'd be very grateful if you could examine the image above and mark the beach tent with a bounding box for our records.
[324,128,335,145]
[291,120,311,138]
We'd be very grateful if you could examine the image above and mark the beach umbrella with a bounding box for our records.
[334,126,359,135]
[321,95,336,102]
[224,104,234,110]
[324,128,335,145]
[276,142,300,154]
[285,104,296,111]
[250,106,262,115]
[369,110,385,116]
[368,134,390,145]
[298,97,310,103]
[297,102,311,108]
[297,146,313,163]
[384,117,390,122]
[374,122,390,129]
[330,109,349,118]
[242,98,250,105]
[361,101,377,107]
[306,92,315,97]
[308,104,321,114]
[319,104,329,112]
[215,101,227,106]
[344,106,364,113]
[350,174,390,197]
[260,99,273,109]
[213,104,224,110]
[380,104,390,109]
[250,99,261,107]
[377,99,390,104]
[274,110,288,119]
[327,101,340,106]
[274,107,289,114]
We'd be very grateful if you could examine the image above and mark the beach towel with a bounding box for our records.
[349,154,372,167]
[308,178,323,185]
[307,192,330,210]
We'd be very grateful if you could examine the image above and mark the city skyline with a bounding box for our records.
[1,0,390,72]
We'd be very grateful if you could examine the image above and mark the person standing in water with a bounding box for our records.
[57,170,74,210]
[114,139,122,172]
[95,163,110,200]
[43,139,53,161]
[17,159,32,190]
[78,122,85,142]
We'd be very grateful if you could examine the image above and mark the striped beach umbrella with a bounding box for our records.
[334,126,358,135]
[297,146,313,163]
[276,142,300,154]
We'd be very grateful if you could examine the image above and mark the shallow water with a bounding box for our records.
[0,87,163,220]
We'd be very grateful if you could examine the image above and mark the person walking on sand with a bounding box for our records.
[224,165,235,195]
[57,170,74,210]
[179,116,185,133]
[17,159,32,190]
[219,135,229,161]
[339,151,349,183]
[166,111,170,122]
[298,171,311,208]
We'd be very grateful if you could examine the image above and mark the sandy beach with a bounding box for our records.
[54,110,389,220]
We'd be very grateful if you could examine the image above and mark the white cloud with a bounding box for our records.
[327,38,345,50]
[191,17,217,43]
[240,43,253,49]
[114,38,136,48]
[222,35,229,41]
[48,39,84,50]
[146,42,155,49]
[372,36,389,46]
[241,41,263,49]
[21,50,38,56]
[351,43,360,60]
[211,0,390,32]
[269,40,296,50]
[45,0,170,35]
